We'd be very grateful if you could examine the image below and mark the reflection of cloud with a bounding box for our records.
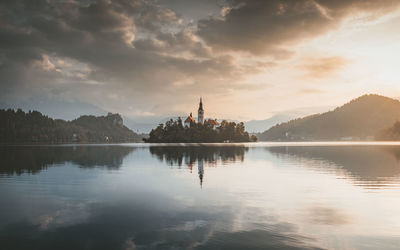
[34,203,91,230]
[306,206,350,226]
[0,199,325,250]
[166,220,208,232]
[195,229,324,250]
[122,238,137,250]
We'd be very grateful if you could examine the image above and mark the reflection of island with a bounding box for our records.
[267,146,400,189]
[149,146,248,187]
[0,146,135,175]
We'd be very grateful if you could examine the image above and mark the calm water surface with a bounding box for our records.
[1,143,400,249]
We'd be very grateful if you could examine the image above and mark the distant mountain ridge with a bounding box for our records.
[125,115,293,134]
[259,94,400,141]
[244,114,294,133]
[0,109,143,143]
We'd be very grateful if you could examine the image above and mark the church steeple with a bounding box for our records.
[199,97,203,111]
[198,97,204,124]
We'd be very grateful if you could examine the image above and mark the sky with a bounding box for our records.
[2,0,400,127]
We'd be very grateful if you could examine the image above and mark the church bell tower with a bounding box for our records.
[198,97,204,124]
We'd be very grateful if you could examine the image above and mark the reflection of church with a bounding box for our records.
[149,146,248,188]
[198,159,204,188]
[184,98,219,127]
[184,155,204,188]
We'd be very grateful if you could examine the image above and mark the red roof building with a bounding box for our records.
[184,112,195,126]
[204,119,219,126]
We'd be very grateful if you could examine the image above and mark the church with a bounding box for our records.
[184,98,219,127]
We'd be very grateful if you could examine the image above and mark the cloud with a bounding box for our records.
[299,56,350,78]
[197,0,400,57]
[1,0,400,121]
[0,0,252,117]
[298,88,323,94]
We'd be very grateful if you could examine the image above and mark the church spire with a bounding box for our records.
[198,97,204,124]
[199,97,203,111]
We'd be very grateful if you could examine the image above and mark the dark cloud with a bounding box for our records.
[0,0,246,117]
[197,0,400,56]
[157,0,222,22]
[1,0,400,120]
[0,0,252,102]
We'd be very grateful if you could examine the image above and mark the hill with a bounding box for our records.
[259,94,400,141]
[0,109,143,143]
[375,121,400,141]
[244,114,294,133]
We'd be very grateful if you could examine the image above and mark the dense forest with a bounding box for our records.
[0,109,143,143]
[375,121,400,141]
[259,94,400,141]
[144,118,257,143]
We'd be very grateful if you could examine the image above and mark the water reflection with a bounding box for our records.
[0,200,323,250]
[149,146,248,187]
[0,146,135,175]
[0,145,325,250]
[267,146,400,189]
[1,144,400,249]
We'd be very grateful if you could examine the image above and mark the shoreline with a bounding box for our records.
[3,141,400,147]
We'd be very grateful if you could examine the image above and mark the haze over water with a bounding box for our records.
[1,143,400,249]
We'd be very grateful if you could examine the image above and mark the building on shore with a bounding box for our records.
[184,112,195,127]
[204,119,219,127]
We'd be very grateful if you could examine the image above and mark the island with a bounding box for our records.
[144,118,257,143]
[144,98,257,143]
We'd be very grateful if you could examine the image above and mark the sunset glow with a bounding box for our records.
[2,0,400,124]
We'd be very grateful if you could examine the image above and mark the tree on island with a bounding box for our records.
[144,118,256,143]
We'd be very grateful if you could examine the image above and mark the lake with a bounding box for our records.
[1,143,400,249]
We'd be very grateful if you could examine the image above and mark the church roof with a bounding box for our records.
[184,115,195,123]
[204,119,219,125]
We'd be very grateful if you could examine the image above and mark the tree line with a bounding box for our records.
[375,121,400,141]
[0,109,142,143]
[144,118,257,143]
